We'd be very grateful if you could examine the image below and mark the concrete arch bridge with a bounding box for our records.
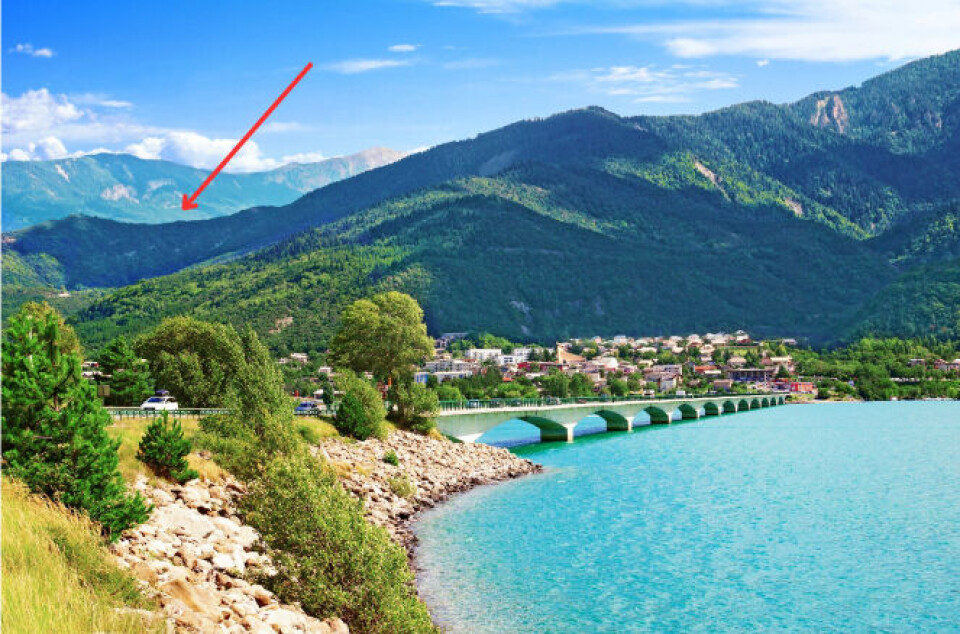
[436,394,786,444]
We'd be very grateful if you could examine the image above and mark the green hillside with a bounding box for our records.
[1,148,403,230]
[9,50,960,345]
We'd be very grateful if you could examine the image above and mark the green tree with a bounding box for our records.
[99,336,153,406]
[1,303,151,539]
[135,317,245,407]
[328,292,434,384]
[608,377,629,397]
[391,381,439,434]
[137,413,199,483]
[334,371,386,439]
[541,371,570,398]
[435,383,464,402]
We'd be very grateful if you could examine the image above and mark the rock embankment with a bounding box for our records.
[317,430,542,548]
[112,475,348,634]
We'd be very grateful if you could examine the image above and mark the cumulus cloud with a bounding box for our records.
[388,44,419,52]
[9,43,54,58]
[323,58,411,74]
[575,0,960,63]
[124,132,282,172]
[1,88,329,172]
[552,64,739,102]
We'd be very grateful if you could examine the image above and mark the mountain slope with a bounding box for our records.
[9,49,960,345]
[70,164,892,350]
[1,148,403,230]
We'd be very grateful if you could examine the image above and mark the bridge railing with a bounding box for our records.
[438,392,774,412]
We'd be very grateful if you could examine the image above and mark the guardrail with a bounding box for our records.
[437,392,774,412]
[106,407,231,419]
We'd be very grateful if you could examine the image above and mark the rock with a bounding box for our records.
[263,607,307,632]
[160,578,221,619]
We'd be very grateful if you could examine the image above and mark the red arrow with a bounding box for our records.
[181,62,313,211]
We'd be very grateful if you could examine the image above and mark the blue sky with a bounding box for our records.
[4,0,960,171]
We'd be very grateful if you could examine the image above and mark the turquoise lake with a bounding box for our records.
[413,402,960,632]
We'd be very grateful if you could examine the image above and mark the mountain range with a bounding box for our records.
[4,50,960,350]
[0,147,404,230]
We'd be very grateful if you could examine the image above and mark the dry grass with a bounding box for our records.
[1,479,164,634]
[107,415,224,484]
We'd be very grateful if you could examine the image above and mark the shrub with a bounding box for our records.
[137,414,198,484]
[1,303,151,540]
[390,382,438,434]
[387,474,416,499]
[333,371,386,440]
[383,450,399,466]
[297,422,322,445]
[243,453,436,633]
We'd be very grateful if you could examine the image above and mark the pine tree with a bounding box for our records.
[99,335,153,406]
[2,303,151,539]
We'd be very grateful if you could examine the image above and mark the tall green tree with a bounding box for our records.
[99,336,153,406]
[1,303,150,538]
[328,291,434,384]
[135,316,245,407]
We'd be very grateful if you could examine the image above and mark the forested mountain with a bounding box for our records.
[6,50,960,347]
[1,148,403,230]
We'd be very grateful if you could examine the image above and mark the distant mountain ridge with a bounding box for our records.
[1,147,404,230]
[6,49,960,345]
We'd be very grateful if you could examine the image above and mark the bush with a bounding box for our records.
[333,371,386,440]
[387,474,416,499]
[1,303,151,540]
[383,450,399,466]
[137,414,198,484]
[243,453,436,633]
[390,382,438,434]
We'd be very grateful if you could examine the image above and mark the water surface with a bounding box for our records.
[414,402,960,632]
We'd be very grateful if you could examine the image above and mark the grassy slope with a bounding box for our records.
[1,480,162,634]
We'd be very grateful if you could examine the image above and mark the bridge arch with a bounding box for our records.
[750,398,761,409]
[703,401,722,416]
[761,397,770,408]
[518,415,573,442]
[595,410,631,432]
[678,403,700,420]
[644,405,676,425]
[723,400,738,414]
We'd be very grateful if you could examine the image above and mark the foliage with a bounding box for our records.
[1,303,151,539]
[390,381,439,434]
[383,450,400,466]
[99,336,153,406]
[137,414,198,483]
[329,291,434,383]
[333,370,387,440]
[242,453,436,633]
[386,474,416,499]
[2,479,161,634]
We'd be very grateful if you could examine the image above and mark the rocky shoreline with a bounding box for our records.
[112,475,349,634]
[316,430,543,550]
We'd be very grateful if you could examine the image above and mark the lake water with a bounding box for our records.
[414,402,960,632]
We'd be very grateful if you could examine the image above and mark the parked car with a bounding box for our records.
[294,400,321,414]
[141,392,179,410]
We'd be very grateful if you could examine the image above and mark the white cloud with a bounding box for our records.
[261,121,309,133]
[280,151,328,164]
[576,0,960,63]
[552,64,739,102]
[1,88,330,172]
[324,58,411,74]
[388,44,419,52]
[432,0,562,14]
[124,131,281,172]
[9,43,55,58]
[756,59,770,67]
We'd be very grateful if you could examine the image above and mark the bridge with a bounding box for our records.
[436,393,786,444]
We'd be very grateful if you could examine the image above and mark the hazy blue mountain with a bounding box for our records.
[1,147,404,230]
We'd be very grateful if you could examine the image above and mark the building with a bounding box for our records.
[466,348,502,362]
[790,381,816,393]
[728,368,775,383]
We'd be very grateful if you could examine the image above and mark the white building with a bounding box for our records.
[466,348,502,362]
